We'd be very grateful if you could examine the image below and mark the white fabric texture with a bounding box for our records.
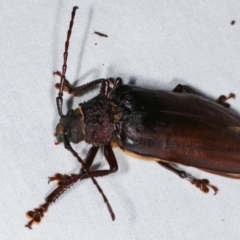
[1,1,240,239]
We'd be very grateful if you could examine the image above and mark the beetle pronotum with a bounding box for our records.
[25,6,240,229]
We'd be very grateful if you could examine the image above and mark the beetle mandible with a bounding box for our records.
[25,6,240,229]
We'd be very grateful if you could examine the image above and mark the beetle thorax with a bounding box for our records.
[80,95,116,145]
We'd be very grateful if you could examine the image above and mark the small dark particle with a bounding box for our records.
[231,20,235,25]
[94,31,108,37]
[95,43,97,45]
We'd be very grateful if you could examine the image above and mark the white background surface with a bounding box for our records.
[1,0,240,239]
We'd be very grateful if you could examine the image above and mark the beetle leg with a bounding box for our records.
[216,93,235,108]
[172,84,197,94]
[55,74,123,97]
[54,71,75,94]
[48,145,99,185]
[157,162,218,194]
[79,145,118,177]
[54,71,105,97]
[25,145,118,229]
[108,77,123,98]
[25,175,81,229]
[48,173,78,185]
[26,146,98,229]
[48,144,118,185]
[100,79,111,95]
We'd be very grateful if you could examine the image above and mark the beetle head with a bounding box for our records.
[55,109,84,144]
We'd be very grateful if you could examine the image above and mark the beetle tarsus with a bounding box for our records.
[189,178,218,195]
[157,162,218,194]
[48,173,77,186]
[25,203,49,229]
[54,74,74,94]
[53,71,62,77]
[25,175,81,229]
[26,144,119,228]
[216,93,235,108]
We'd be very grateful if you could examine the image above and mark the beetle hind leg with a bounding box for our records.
[216,93,235,108]
[189,178,218,194]
[157,162,218,194]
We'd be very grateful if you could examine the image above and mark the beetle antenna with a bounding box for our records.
[63,137,115,221]
[59,6,114,219]
[56,6,79,116]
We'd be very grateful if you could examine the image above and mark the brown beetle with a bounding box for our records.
[25,6,240,229]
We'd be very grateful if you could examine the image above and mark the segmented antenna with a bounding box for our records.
[56,6,115,220]
[56,6,79,116]
[26,6,115,229]
[63,137,115,220]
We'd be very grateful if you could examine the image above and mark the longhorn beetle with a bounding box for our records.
[25,6,240,229]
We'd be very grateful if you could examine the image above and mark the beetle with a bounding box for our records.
[25,6,240,229]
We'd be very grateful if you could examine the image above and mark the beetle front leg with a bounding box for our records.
[26,146,99,229]
[25,174,82,229]
[157,162,218,194]
[26,145,118,229]
[49,145,118,196]
[54,72,122,97]
[48,173,78,186]
[54,71,75,94]
[54,71,105,97]
[48,145,99,185]
[79,145,118,178]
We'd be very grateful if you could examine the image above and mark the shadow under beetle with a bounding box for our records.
[25,6,240,229]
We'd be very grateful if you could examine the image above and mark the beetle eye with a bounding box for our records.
[67,109,74,117]
[55,123,64,142]
[67,128,79,143]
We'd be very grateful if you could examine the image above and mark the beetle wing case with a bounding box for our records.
[113,85,240,175]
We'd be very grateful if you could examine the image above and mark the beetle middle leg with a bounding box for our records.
[157,162,218,194]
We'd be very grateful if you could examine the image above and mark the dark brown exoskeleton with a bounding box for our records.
[25,6,240,229]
